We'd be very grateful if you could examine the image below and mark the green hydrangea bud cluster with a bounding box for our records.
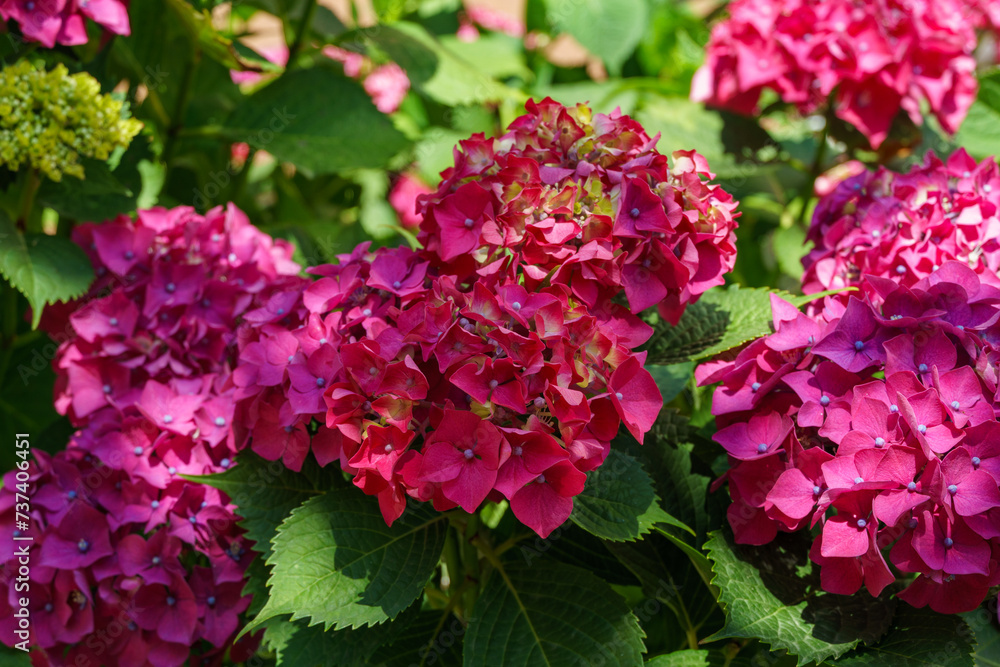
[0,61,143,182]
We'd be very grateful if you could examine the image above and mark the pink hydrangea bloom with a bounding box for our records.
[389,172,433,228]
[691,0,981,147]
[803,149,1000,297]
[704,255,1000,613]
[0,0,130,48]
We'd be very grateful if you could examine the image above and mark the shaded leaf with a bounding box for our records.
[571,449,691,542]
[37,159,136,221]
[464,561,645,666]
[832,606,974,667]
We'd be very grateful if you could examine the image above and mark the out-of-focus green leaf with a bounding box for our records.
[223,67,411,174]
[544,0,648,75]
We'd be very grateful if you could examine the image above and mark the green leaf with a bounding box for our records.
[962,608,1000,667]
[355,169,401,240]
[645,650,715,666]
[516,523,641,587]
[365,22,521,106]
[543,0,648,75]
[953,100,1000,161]
[368,609,464,667]
[635,97,741,179]
[223,67,411,174]
[163,0,263,72]
[279,606,420,667]
[704,529,861,664]
[188,450,340,560]
[36,159,136,221]
[464,561,645,666]
[0,215,94,328]
[0,644,32,666]
[771,225,808,282]
[570,449,691,542]
[648,361,693,404]
[643,285,789,365]
[244,488,447,634]
[832,606,974,667]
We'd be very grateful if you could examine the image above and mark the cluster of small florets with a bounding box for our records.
[702,260,1000,614]
[233,241,663,538]
[0,61,142,181]
[691,0,981,147]
[0,205,302,664]
[231,101,738,539]
[0,0,129,48]
[416,97,740,326]
[803,149,1000,296]
[0,449,256,665]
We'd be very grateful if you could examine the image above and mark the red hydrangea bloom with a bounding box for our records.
[702,258,1000,613]
[232,242,663,538]
[416,98,740,325]
[0,0,130,48]
[691,0,981,147]
[0,204,300,664]
[803,149,1000,296]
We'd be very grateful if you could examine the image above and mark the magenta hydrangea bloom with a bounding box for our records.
[0,0,130,48]
[704,256,1000,614]
[691,0,980,147]
[804,149,1000,297]
[0,204,300,665]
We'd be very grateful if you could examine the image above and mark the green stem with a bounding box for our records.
[418,581,471,667]
[162,52,201,184]
[16,168,40,230]
[442,527,462,598]
[287,0,318,67]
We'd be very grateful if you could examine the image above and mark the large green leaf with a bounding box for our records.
[364,22,520,106]
[223,67,411,174]
[704,530,888,664]
[36,159,136,222]
[189,451,340,560]
[962,608,1000,667]
[570,449,690,542]
[0,644,32,666]
[464,561,645,666]
[831,606,975,667]
[544,0,648,75]
[244,488,447,633]
[0,215,94,328]
[644,285,792,365]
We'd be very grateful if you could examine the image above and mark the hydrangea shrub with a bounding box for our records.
[2,1,1000,666]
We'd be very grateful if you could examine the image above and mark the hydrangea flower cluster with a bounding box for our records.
[229,101,740,538]
[232,242,662,539]
[0,0,129,48]
[803,149,1000,296]
[702,261,1000,614]
[0,204,303,665]
[691,0,981,147]
[416,97,740,325]
[0,61,142,182]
